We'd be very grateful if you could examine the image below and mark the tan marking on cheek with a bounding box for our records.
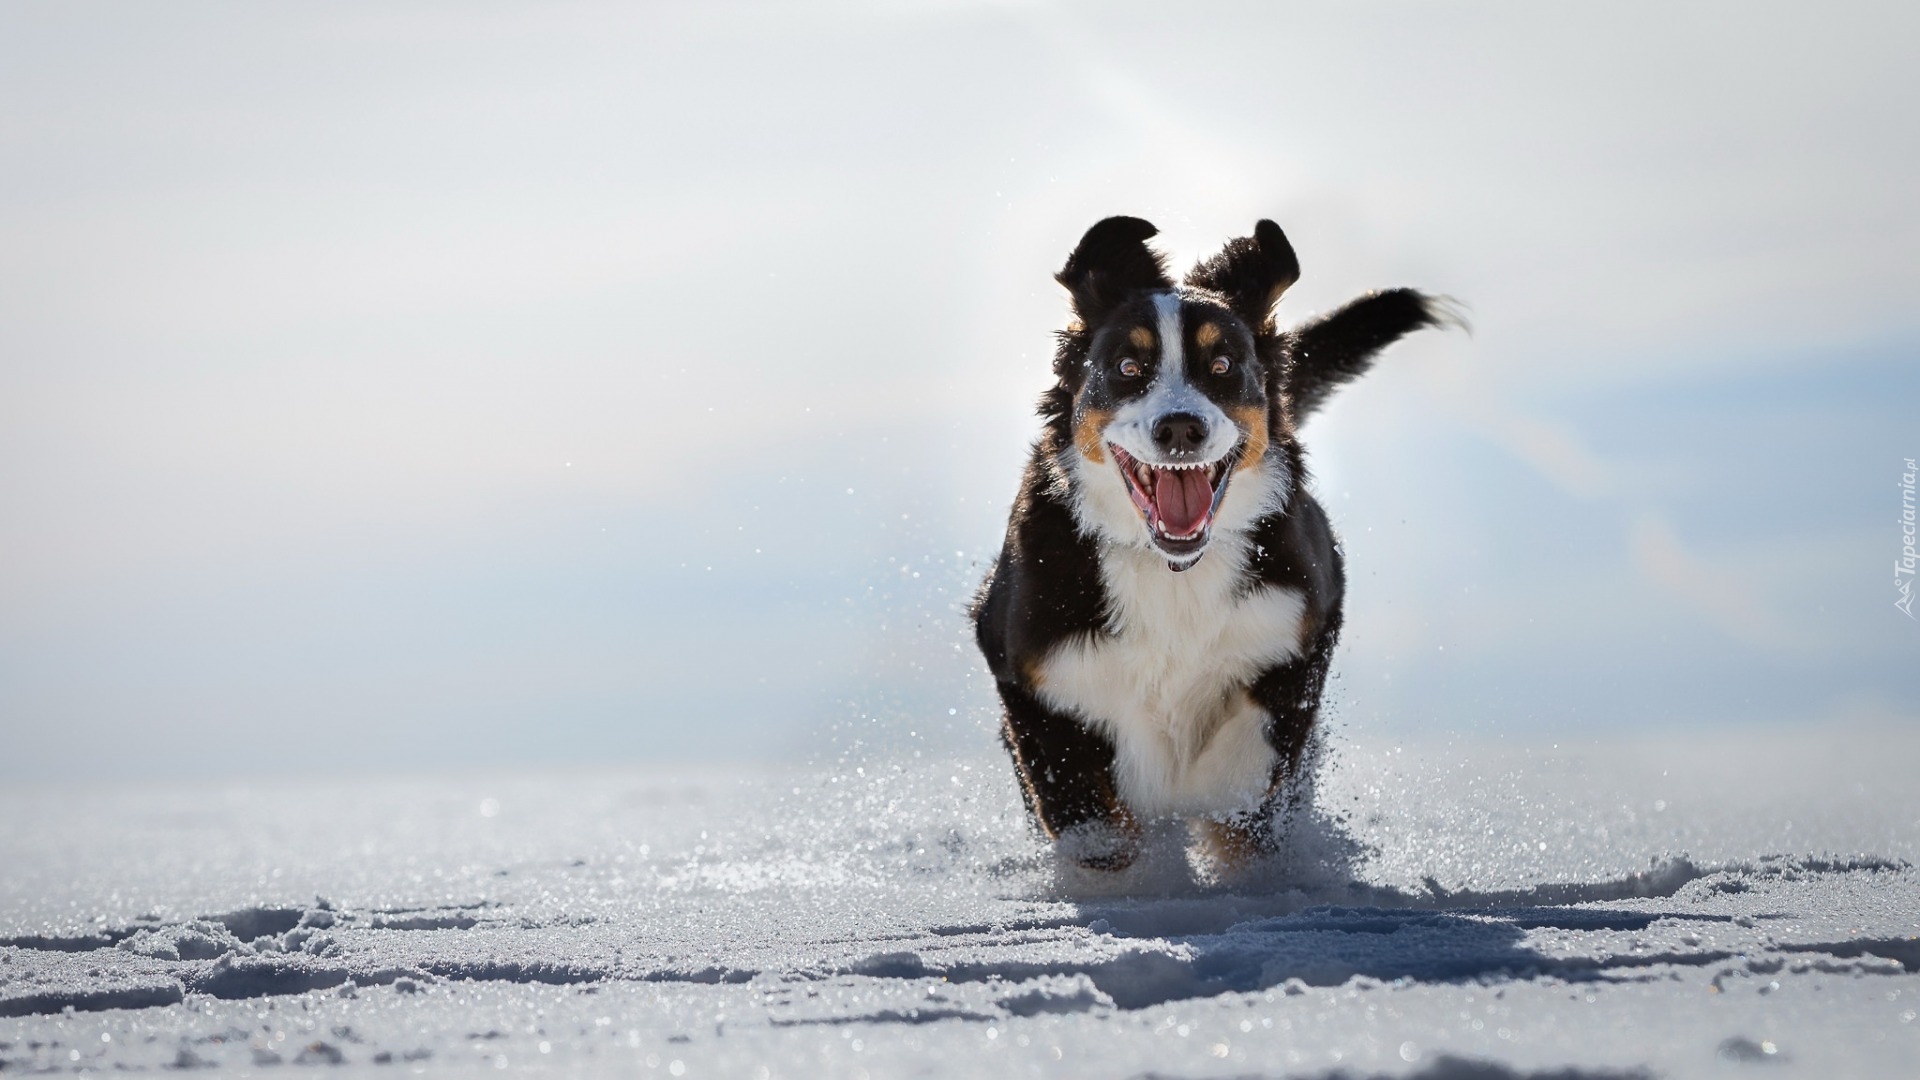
[1022,658,1046,690]
[1195,322,1221,349]
[1128,325,1154,351]
[1074,407,1113,464]
[1229,405,1270,470]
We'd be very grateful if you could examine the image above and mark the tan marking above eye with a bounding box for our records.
[1128,326,1154,351]
[1194,322,1222,348]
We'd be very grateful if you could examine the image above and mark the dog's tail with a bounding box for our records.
[1283,290,1464,422]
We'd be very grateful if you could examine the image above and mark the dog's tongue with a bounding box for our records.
[1152,468,1214,537]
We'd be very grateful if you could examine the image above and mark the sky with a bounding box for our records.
[2,0,1916,780]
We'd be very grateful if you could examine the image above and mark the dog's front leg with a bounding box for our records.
[1201,610,1344,868]
[993,679,1139,870]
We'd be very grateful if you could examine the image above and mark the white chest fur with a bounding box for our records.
[1031,540,1307,818]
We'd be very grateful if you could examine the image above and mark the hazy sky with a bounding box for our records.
[3,1,1916,779]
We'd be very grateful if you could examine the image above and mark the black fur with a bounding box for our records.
[1285,288,1449,421]
[973,454,1108,683]
[1055,215,1171,329]
[973,216,1447,870]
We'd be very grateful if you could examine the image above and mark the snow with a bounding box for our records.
[4,722,1919,1078]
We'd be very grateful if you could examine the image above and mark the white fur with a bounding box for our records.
[1156,290,1184,369]
[1031,538,1308,818]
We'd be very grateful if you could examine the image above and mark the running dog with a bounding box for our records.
[971,215,1449,870]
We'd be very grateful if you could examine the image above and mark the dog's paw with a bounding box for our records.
[1048,820,1195,898]
[1192,818,1279,883]
[1055,819,1141,872]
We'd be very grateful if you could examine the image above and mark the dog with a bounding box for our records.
[971,216,1449,871]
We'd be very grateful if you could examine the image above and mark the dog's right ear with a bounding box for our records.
[1056,216,1171,329]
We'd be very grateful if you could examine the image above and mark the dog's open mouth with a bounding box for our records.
[1110,444,1237,567]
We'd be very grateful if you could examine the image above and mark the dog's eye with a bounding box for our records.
[1210,355,1232,376]
[1117,358,1143,378]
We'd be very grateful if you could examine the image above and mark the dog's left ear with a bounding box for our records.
[1185,219,1300,332]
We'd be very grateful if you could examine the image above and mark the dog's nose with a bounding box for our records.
[1151,412,1209,455]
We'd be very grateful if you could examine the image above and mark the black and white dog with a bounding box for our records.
[971,216,1448,871]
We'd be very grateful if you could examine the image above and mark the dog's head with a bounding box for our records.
[1043,216,1302,570]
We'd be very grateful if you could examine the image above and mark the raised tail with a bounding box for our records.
[1283,289,1462,422]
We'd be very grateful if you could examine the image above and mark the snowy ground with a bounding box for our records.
[3,722,1917,1078]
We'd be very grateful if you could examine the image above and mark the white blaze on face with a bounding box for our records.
[1104,292,1238,466]
[1155,289,1185,378]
